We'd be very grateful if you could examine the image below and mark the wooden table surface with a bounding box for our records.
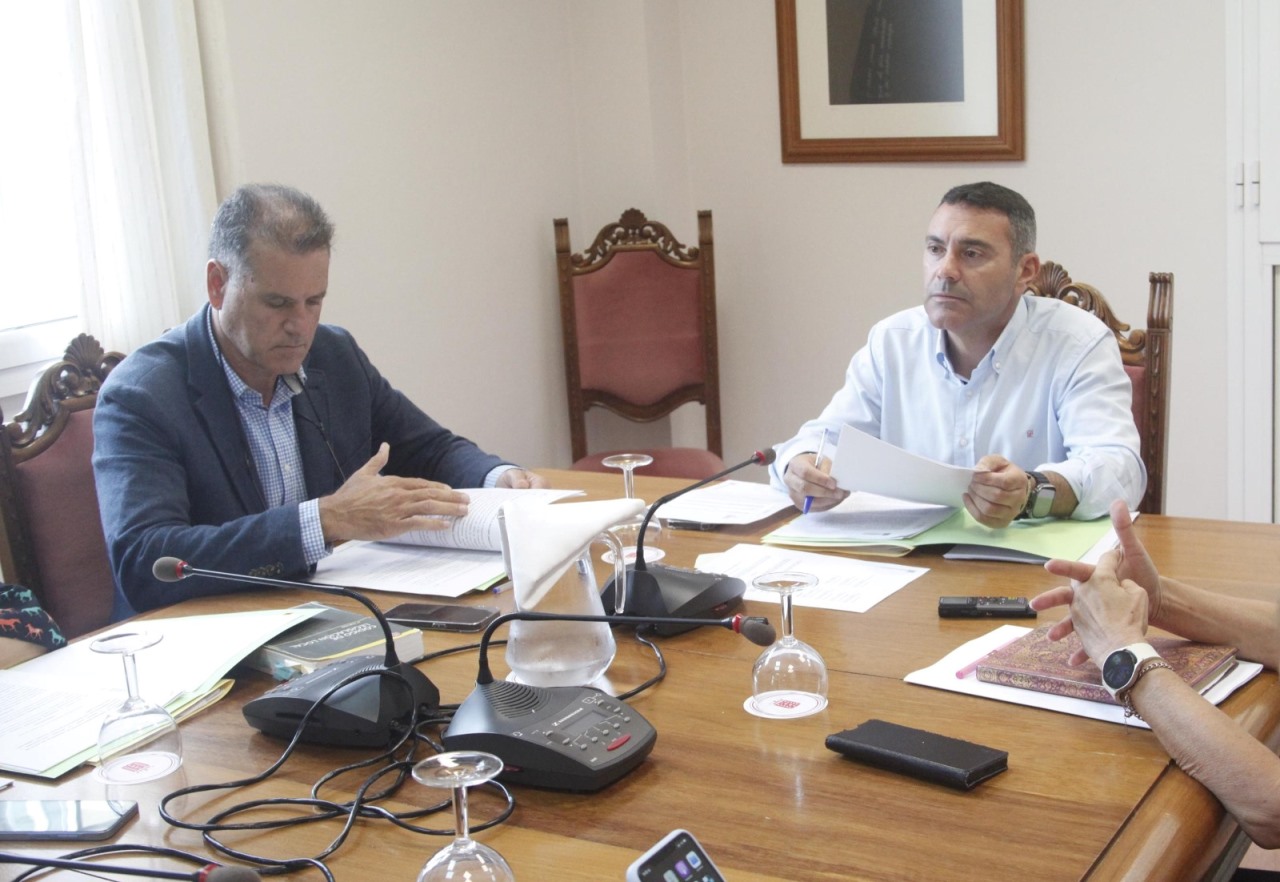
[5,469,1280,881]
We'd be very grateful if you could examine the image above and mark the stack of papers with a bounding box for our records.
[0,608,317,778]
[764,497,1120,563]
[655,480,794,526]
[314,488,584,597]
[695,543,927,613]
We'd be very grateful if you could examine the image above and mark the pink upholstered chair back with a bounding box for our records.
[1028,263,1173,514]
[556,209,726,479]
[0,334,123,638]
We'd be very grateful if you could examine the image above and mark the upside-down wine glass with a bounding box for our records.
[91,631,184,797]
[748,572,828,719]
[412,751,516,882]
[600,453,662,565]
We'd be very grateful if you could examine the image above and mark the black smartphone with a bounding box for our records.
[383,602,500,632]
[938,596,1036,618]
[627,828,727,882]
[0,799,138,841]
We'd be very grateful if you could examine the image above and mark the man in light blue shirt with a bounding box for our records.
[772,182,1145,528]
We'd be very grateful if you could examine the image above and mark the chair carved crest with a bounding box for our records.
[4,333,123,455]
[1028,262,1151,366]
[1027,261,1174,514]
[569,208,701,268]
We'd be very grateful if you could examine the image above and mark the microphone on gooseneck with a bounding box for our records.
[152,557,439,748]
[0,854,263,880]
[600,447,779,635]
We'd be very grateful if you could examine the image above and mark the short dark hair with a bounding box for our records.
[208,183,334,283]
[939,181,1036,258]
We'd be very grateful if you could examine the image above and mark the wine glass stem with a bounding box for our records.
[451,784,472,846]
[780,594,795,640]
[621,465,636,500]
[121,651,142,702]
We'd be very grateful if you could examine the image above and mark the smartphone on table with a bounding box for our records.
[627,828,727,882]
[0,799,138,841]
[383,602,500,633]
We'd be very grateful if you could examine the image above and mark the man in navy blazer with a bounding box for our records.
[93,184,545,617]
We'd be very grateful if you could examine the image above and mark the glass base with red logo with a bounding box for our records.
[745,572,829,719]
[91,631,184,789]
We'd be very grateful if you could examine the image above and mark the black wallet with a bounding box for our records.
[825,719,1008,790]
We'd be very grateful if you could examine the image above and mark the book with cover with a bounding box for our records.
[245,602,424,680]
[975,623,1238,704]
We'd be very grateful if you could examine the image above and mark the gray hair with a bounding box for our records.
[939,181,1036,259]
[208,183,334,283]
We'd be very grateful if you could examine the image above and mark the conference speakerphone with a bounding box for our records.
[443,681,657,792]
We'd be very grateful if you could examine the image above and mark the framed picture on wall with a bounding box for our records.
[776,0,1024,163]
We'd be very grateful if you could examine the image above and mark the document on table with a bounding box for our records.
[830,425,975,506]
[0,607,317,778]
[764,492,956,544]
[905,625,1263,729]
[314,540,507,597]
[656,480,794,526]
[382,488,584,551]
[695,543,928,613]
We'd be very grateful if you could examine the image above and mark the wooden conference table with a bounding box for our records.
[9,469,1280,881]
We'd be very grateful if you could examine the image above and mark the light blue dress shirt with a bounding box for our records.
[771,294,1146,520]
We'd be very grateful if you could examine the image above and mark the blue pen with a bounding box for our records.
[802,433,828,514]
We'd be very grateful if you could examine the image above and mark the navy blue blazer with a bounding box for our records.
[93,306,507,616]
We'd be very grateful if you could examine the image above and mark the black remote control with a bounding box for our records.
[937,596,1036,618]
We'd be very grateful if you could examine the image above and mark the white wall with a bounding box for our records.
[196,0,1227,517]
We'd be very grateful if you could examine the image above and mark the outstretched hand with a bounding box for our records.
[318,443,470,544]
[1031,499,1159,666]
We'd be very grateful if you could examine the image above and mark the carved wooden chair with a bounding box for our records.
[555,208,726,479]
[1027,262,1174,514]
[0,334,124,638]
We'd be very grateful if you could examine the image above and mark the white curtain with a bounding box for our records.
[68,0,216,353]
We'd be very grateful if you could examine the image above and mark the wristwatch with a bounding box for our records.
[1018,470,1055,519]
[1102,642,1166,716]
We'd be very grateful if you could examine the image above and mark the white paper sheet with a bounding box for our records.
[905,625,1264,729]
[695,543,928,613]
[831,425,975,506]
[766,491,956,542]
[315,541,507,598]
[656,480,794,526]
[383,488,584,551]
[0,608,316,777]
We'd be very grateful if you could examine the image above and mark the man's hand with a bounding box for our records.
[783,454,848,512]
[495,468,549,489]
[318,443,470,544]
[962,455,1028,528]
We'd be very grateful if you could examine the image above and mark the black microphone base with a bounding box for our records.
[601,565,745,636]
[443,680,656,791]
[243,656,439,748]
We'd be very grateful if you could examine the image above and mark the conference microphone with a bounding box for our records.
[0,854,261,880]
[601,447,778,635]
[153,557,439,748]
[442,608,775,792]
